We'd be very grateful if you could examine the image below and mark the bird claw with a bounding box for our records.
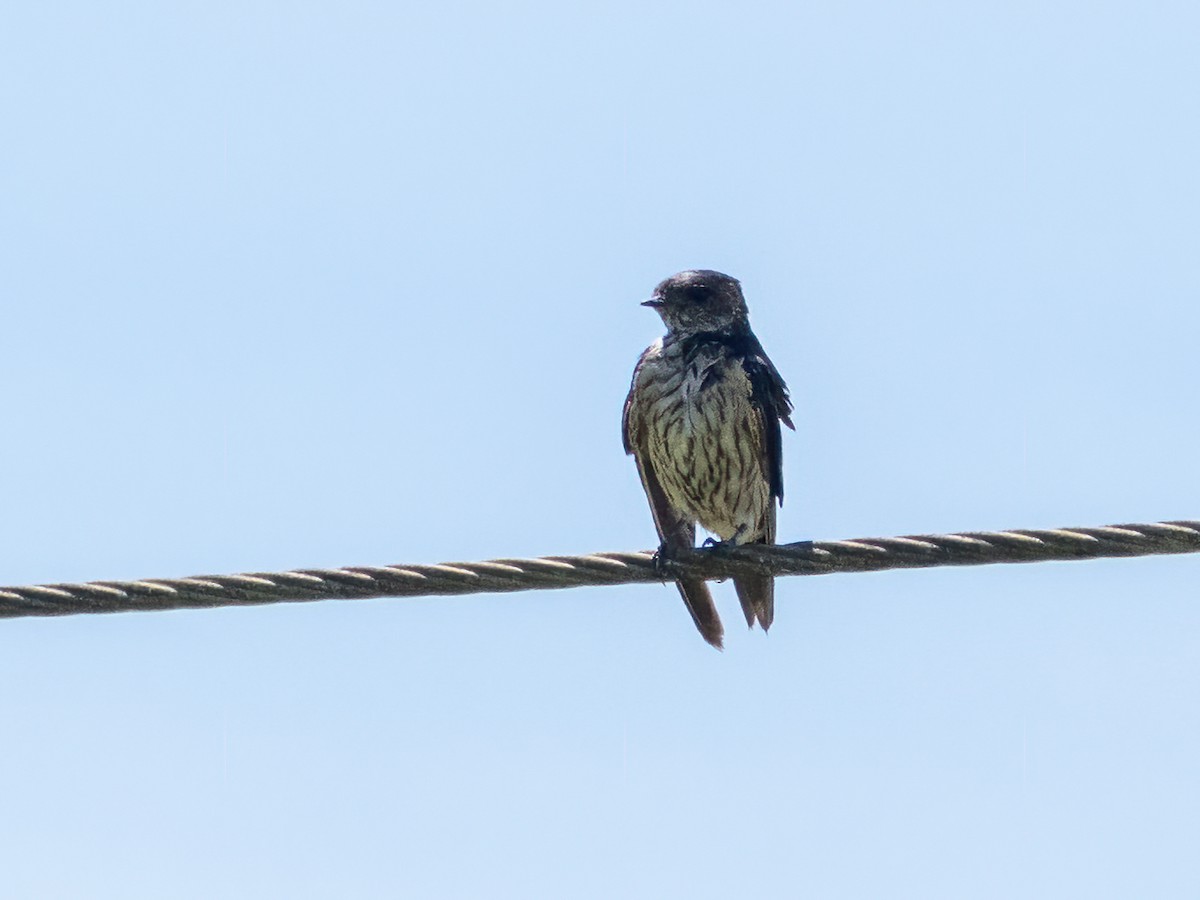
[701,525,750,550]
[651,545,674,579]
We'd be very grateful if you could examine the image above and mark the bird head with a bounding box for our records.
[642,270,749,337]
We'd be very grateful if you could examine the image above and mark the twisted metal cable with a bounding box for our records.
[1,519,1196,620]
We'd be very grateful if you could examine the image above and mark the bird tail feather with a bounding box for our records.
[676,577,724,649]
[734,574,775,632]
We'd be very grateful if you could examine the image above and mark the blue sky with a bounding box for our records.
[2,1,1198,896]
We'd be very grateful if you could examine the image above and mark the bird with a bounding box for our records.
[622,270,794,649]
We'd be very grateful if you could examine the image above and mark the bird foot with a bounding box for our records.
[651,544,676,579]
[701,525,750,550]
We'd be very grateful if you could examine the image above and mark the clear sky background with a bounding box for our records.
[2,1,1199,897]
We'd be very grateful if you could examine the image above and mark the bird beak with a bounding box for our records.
[641,298,664,309]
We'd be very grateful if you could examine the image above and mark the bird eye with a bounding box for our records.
[684,285,711,304]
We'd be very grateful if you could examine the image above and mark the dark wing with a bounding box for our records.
[623,349,724,648]
[632,446,724,649]
[623,348,690,545]
[732,334,791,632]
[621,347,654,456]
[740,334,793,505]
